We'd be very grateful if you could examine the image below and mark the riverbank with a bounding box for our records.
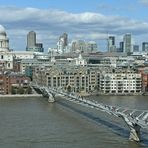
[0,94,42,98]
[88,92,148,96]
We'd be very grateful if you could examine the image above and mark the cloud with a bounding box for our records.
[139,0,148,5]
[0,6,148,51]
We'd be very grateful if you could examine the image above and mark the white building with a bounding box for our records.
[12,51,34,59]
[0,25,9,52]
[0,25,13,70]
[0,52,13,70]
[75,54,87,66]
[100,70,142,94]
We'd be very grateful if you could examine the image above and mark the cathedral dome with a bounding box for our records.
[0,25,6,36]
[0,24,9,51]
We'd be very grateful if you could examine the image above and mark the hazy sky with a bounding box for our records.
[1,0,148,51]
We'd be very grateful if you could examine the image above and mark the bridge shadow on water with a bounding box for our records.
[57,101,148,145]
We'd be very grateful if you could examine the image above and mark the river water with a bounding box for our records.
[0,95,148,148]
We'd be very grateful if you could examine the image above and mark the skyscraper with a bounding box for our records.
[142,42,148,52]
[57,33,68,54]
[108,36,116,52]
[119,41,124,52]
[26,31,44,52]
[123,33,132,54]
[27,31,36,49]
[133,45,139,52]
[62,33,68,47]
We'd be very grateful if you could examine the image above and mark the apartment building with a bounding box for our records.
[100,69,142,94]
[33,65,100,94]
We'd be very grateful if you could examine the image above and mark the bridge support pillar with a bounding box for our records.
[120,115,141,142]
[129,123,141,142]
[48,95,55,103]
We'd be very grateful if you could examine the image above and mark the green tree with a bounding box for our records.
[18,87,24,94]
[11,87,16,94]
[67,85,72,93]
[26,87,32,94]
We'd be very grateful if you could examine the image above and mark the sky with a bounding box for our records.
[1,0,148,52]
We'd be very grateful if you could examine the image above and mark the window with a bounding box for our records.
[8,63,10,68]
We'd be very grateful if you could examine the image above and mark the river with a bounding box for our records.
[0,95,147,148]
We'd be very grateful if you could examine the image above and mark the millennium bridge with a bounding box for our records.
[32,84,148,142]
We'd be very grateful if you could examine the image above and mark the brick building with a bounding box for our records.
[0,72,31,94]
[138,67,148,92]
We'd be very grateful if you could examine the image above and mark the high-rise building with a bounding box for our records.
[142,42,148,52]
[133,45,139,52]
[26,31,44,52]
[123,33,132,54]
[118,41,124,52]
[27,31,36,49]
[108,36,116,52]
[62,33,68,47]
[71,40,86,53]
[57,33,68,54]
[86,41,97,52]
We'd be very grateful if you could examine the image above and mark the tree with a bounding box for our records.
[18,87,24,94]
[67,85,72,93]
[26,87,32,94]
[11,86,16,94]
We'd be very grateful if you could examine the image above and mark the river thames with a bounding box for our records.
[0,95,148,148]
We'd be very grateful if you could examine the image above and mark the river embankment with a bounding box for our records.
[0,94,42,99]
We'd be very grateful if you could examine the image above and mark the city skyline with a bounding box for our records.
[1,0,148,51]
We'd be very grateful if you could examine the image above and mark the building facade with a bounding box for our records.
[108,36,116,52]
[33,65,100,94]
[123,33,132,54]
[100,70,142,94]
[0,72,31,94]
[142,42,148,52]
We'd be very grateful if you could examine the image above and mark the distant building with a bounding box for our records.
[71,40,97,53]
[57,33,68,54]
[133,45,139,52]
[142,42,148,52]
[71,40,86,53]
[123,33,132,54]
[86,41,98,52]
[108,36,116,52]
[118,41,124,52]
[26,31,44,52]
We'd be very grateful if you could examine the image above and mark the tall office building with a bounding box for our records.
[71,40,86,53]
[26,31,44,52]
[142,42,148,52]
[27,31,36,49]
[57,33,68,54]
[133,45,139,52]
[86,41,97,52]
[62,33,68,47]
[119,41,124,52]
[108,36,116,52]
[123,33,132,54]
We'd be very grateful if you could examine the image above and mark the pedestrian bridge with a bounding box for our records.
[32,84,148,142]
